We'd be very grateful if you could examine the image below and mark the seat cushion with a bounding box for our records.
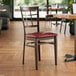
[46,14,53,17]
[26,32,57,38]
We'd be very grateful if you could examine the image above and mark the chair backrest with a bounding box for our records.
[62,7,68,14]
[0,5,10,18]
[20,5,40,33]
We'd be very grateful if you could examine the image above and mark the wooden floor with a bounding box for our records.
[0,21,75,76]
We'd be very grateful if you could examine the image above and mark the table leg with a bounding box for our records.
[65,20,76,62]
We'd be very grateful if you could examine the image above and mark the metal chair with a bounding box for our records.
[20,5,58,70]
[46,5,61,27]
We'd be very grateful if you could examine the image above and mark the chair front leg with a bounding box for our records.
[22,38,26,64]
[35,39,38,70]
[54,36,57,65]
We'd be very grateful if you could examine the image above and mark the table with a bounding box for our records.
[47,14,76,62]
[52,14,76,19]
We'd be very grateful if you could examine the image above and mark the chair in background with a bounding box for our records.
[0,18,2,34]
[46,14,61,27]
[0,4,10,30]
[60,7,69,34]
[46,5,61,27]
[20,5,58,70]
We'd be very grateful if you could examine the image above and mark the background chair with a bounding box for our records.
[20,5,58,70]
[46,4,61,27]
[60,7,69,34]
[0,4,10,30]
[0,18,2,34]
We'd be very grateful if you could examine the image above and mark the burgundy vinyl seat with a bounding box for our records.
[46,14,53,17]
[26,32,57,38]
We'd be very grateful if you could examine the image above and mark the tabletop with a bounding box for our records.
[47,14,76,19]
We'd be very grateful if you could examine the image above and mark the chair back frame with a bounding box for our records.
[20,6,40,33]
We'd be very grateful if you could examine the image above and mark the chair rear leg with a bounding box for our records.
[38,45,41,61]
[60,21,63,33]
[64,22,67,34]
[54,36,57,65]
[35,39,38,70]
[38,41,41,61]
[50,21,52,27]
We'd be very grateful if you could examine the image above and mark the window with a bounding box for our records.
[13,0,46,18]
[13,0,63,19]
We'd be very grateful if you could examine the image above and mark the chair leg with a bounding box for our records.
[38,41,41,61]
[35,39,38,70]
[0,30,1,34]
[54,36,57,65]
[50,21,52,27]
[60,21,63,33]
[38,45,41,61]
[49,20,52,27]
[22,39,25,64]
[64,22,67,34]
